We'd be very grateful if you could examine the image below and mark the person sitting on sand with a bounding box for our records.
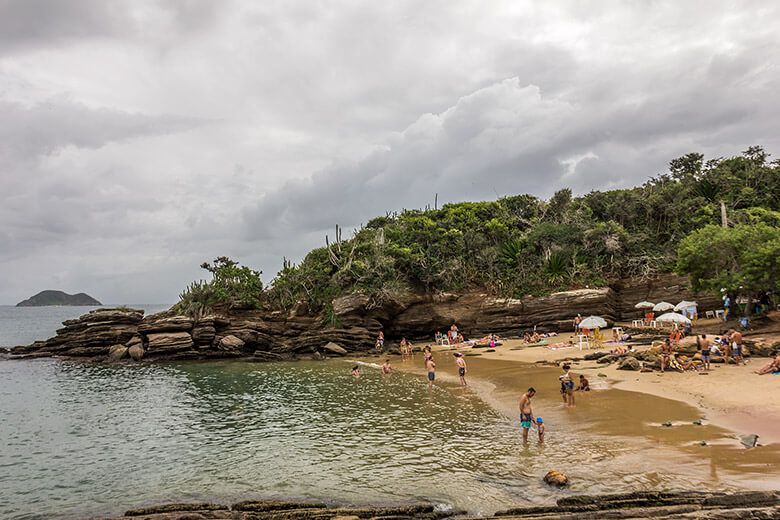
[612,329,620,342]
[576,375,590,391]
[670,327,682,345]
[532,332,541,343]
[523,332,532,343]
[755,351,780,375]
[536,417,545,442]
[560,364,575,407]
[621,333,632,341]
[352,365,360,377]
[455,333,464,344]
[382,359,392,374]
[660,339,673,373]
[435,331,443,344]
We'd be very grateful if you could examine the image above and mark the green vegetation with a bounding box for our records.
[177,257,263,317]
[179,147,780,315]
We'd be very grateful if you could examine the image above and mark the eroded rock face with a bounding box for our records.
[146,332,194,353]
[108,344,128,361]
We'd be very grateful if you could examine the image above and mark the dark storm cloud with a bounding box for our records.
[1,0,779,304]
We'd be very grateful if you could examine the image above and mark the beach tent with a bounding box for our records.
[578,316,608,329]
[653,301,674,312]
[635,301,655,309]
[656,312,692,325]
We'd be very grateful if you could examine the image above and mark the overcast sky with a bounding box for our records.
[1,0,778,304]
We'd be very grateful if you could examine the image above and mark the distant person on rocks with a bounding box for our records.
[426,355,436,388]
[352,365,360,377]
[382,359,392,374]
[519,387,537,443]
[455,352,467,386]
[377,331,384,350]
[536,417,545,442]
[729,329,744,365]
[698,334,711,371]
[660,339,673,373]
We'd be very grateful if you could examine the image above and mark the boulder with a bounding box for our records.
[191,325,216,344]
[146,332,194,353]
[128,344,144,361]
[618,356,641,371]
[108,344,128,361]
[138,314,194,334]
[322,342,347,355]
[218,335,245,352]
[332,294,370,316]
[543,470,569,487]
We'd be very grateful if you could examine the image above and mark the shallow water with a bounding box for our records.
[1,355,777,520]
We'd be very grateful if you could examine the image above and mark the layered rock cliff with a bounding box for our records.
[10,274,721,361]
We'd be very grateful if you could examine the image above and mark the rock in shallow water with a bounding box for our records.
[543,470,569,487]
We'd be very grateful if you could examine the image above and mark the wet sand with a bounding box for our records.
[382,345,780,493]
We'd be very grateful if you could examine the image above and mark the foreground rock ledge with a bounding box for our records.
[75,491,779,520]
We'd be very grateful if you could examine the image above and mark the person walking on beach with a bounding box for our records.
[455,352,467,386]
[426,355,436,388]
[698,334,711,371]
[382,359,392,374]
[561,364,575,407]
[660,339,673,373]
[730,329,744,365]
[519,388,536,443]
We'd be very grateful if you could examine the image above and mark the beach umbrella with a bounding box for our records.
[674,300,697,312]
[634,301,655,309]
[656,312,692,325]
[578,316,608,329]
[653,301,674,312]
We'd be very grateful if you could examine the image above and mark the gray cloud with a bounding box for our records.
[1,0,779,304]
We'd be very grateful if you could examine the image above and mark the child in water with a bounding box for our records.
[536,417,545,441]
[351,365,360,377]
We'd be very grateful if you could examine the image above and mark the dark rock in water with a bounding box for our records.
[543,470,569,487]
[16,290,101,307]
[693,419,703,425]
[699,441,708,446]
[124,503,228,516]
[741,434,759,448]
[485,348,496,352]
[662,421,673,427]
[617,356,640,371]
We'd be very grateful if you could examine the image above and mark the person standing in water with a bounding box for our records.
[351,365,360,377]
[454,352,467,386]
[536,417,545,442]
[560,364,575,407]
[381,359,392,374]
[519,388,536,443]
[426,355,436,388]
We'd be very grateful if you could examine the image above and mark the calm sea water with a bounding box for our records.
[0,304,171,348]
[0,308,775,520]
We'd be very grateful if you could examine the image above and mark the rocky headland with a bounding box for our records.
[76,491,779,520]
[16,290,102,307]
[9,274,723,362]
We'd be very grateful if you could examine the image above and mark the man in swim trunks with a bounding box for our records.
[561,364,575,407]
[382,359,392,374]
[519,388,536,443]
[698,334,711,371]
[730,329,744,365]
[660,339,673,373]
[426,355,436,388]
[454,352,467,386]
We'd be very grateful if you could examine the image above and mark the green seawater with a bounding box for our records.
[0,357,773,520]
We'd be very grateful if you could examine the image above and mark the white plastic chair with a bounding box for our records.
[705,311,715,319]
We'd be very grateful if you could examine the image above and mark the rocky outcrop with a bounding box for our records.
[611,273,722,320]
[69,491,779,520]
[10,274,726,362]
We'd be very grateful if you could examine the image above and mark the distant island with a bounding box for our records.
[16,290,102,307]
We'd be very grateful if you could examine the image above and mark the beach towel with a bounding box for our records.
[545,343,576,350]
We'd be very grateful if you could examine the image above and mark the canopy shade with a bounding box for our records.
[674,300,697,311]
[579,316,608,329]
[656,312,692,325]
[635,301,655,309]
[653,301,674,312]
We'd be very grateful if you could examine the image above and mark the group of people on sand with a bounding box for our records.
[659,329,747,373]
[434,324,464,345]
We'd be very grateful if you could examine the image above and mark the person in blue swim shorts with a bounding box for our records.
[519,387,537,443]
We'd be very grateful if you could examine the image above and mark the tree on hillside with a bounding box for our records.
[676,224,780,311]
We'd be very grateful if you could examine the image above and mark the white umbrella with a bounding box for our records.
[656,312,692,325]
[674,300,697,312]
[653,301,674,312]
[635,301,655,309]
[578,316,608,329]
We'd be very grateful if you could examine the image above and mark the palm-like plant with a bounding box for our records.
[545,252,569,284]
